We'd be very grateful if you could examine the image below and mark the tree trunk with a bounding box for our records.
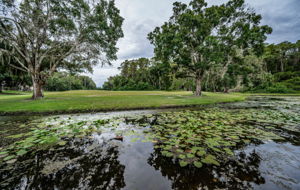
[195,77,202,96]
[280,59,284,72]
[32,76,44,99]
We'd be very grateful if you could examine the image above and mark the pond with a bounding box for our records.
[0,96,300,190]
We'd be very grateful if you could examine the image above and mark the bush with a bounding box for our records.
[274,71,300,82]
[45,72,96,91]
[265,83,295,93]
[282,77,300,91]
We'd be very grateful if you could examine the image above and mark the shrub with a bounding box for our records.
[274,71,300,82]
[265,83,295,93]
[45,72,96,91]
[282,77,300,91]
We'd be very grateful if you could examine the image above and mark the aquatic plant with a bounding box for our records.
[0,118,112,163]
[135,108,298,167]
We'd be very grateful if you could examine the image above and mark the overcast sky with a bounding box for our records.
[89,0,300,87]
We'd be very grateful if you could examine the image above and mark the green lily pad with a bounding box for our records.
[178,154,186,159]
[193,161,203,168]
[202,154,220,166]
[16,149,28,156]
[179,161,188,167]
[58,141,67,146]
[224,148,234,156]
[187,153,195,159]
[197,150,206,157]
[4,155,15,161]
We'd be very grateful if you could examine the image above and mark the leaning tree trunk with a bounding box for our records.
[32,76,44,99]
[195,77,202,96]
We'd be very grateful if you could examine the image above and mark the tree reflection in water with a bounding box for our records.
[148,149,265,190]
[1,140,126,190]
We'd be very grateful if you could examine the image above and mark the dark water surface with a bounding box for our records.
[0,96,300,190]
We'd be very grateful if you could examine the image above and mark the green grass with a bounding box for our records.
[0,90,248,114]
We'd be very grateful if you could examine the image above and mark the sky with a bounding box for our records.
[89,0,300,87]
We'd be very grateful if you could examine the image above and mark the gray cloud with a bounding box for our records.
[91,0,300,87]
[247,0,300,43]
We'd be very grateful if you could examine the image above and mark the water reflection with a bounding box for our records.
[1,139,126,190]
[148,149,264,190]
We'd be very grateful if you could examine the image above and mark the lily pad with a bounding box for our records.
[4,155,15,161]
[58,141,67,146]
[193,161,203,168]
[202,155,220,166]
[179,161,188,167]
[16,149,28,156]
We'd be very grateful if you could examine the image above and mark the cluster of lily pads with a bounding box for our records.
[135,108,295,168]
[0,118,112,163]
[1,107,298,168]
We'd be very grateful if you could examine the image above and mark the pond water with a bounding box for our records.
[0,96,300,190]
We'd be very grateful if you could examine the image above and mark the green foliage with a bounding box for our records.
[264,41,300,74]
[103,58,173,90]
[255,40,300,93]
[0,0,123,98]
[282,77,300,91]
[0,43,31,91]
[265,83,295,93]
[45,72,96,91]
[148,0,271,95]
[274,71,300,82]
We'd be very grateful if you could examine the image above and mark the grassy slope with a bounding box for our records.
[0,90,247,113]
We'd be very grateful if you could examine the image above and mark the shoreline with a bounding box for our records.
[0,100,242,117]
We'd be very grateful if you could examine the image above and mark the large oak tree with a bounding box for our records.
[148,0,272,96]
[0,0,123,99]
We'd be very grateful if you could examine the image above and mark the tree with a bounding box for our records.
[0,40,31,92]
[44,72,96,91]
[103,58,154,90]
[0,0,123,99]
[264,41,300,74]
[148,0,272,96]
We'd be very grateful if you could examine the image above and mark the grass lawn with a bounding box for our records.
[0,90,248,114]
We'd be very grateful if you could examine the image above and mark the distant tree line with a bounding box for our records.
[262,41,300,92]
[103,58,173,90]
[44,72,96,91]
[103,40,300,93]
